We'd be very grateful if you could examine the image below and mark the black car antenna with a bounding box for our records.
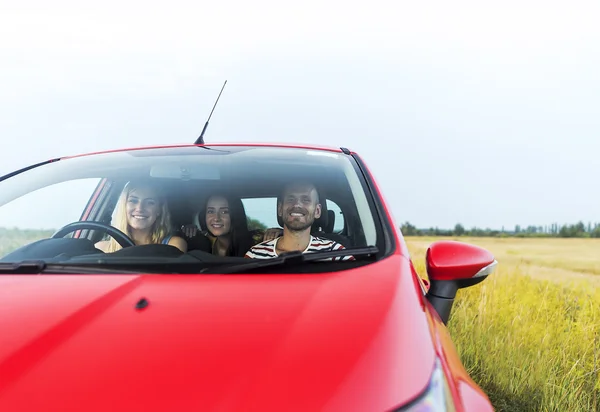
[194,80,228,145]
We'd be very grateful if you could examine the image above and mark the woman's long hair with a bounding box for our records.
[105,180,173,253]
[200,193,251,257]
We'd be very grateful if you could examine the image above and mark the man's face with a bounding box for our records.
[278,183,322,232]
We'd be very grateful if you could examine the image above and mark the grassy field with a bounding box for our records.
[405,236,600,412]
[0,227,55,257]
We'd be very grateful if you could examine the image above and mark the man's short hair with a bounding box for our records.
[280,181,320,204]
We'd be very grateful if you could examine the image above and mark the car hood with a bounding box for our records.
[0,256,436,412]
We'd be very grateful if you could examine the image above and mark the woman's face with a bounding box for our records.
[125,187,161,231]
[205,196,231,237]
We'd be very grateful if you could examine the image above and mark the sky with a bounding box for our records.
[1,0,599,230]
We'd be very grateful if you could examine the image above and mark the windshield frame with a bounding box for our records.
[0,144,396,268]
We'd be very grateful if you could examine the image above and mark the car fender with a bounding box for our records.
[424,301,493,412]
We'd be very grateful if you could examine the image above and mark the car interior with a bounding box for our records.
[0,148,385,271]
[103,176,362,252]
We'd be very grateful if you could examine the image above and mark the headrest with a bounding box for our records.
[326,210,335,233]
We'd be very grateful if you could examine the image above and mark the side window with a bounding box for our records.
[0,178,102,257]
[241,197,280,231]
[326,200,345,233]
[240,197,345,233]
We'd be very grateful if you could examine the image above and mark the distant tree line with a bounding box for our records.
[400,221,600,238]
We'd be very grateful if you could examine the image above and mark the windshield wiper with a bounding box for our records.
[199,246,379,274]
[0,246,378,275]
[0,261,47,274]
[0,261,146,275]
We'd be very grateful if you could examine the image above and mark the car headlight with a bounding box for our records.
[395,358,456,412]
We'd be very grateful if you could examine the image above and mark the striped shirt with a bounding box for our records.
[244,236,354,261]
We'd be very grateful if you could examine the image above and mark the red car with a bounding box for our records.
[0,143,496,411]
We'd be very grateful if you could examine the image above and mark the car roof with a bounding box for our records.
[59,142,354,161]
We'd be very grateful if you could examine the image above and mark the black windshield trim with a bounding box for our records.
[0,158,61,183]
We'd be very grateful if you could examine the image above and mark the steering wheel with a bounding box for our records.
[51,221,136,249]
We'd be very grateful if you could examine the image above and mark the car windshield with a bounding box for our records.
[0,145,387,273]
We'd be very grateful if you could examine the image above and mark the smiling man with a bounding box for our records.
[245,181,353,260]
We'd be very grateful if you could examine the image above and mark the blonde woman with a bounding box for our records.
[95,180,187,253]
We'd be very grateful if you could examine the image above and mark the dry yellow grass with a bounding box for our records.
[0,228,55,257]
[406,236,600,412]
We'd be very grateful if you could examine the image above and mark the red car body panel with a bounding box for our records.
[1,256,436,412]
[0,143,494,411]
[423,304,494,412]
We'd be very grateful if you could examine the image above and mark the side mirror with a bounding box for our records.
[425,240,497,324]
